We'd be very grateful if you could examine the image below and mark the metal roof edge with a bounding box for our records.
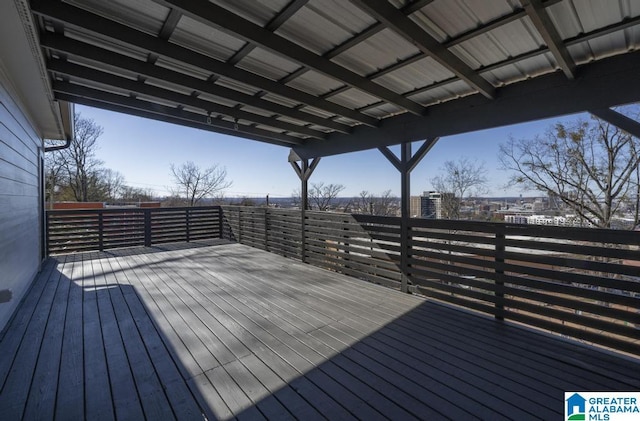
[0,0,71,141]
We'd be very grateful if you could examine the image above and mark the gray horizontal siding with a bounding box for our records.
[0,76,42,333]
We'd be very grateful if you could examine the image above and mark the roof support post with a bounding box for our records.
[379,138,438,292]
[289,150,320,263]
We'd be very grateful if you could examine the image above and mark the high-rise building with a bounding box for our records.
[410,196,422,218]
[421,191,442,219]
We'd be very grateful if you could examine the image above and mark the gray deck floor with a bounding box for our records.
[1,240,639,420]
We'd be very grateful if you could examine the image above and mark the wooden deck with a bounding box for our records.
[1,241,639,420]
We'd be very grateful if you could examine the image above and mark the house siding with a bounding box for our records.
[0,72,43,333]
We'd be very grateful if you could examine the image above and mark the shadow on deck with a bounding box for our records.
[1,240,638,420]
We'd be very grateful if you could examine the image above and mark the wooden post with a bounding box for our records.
[399,143,411,293]
[300,159,308,262]
[379,138,439,293]
[44,211,50,257]
[264,207,269,251]
[98,211,104,251]
[237,207,242,243]
[185,208,190,242]
[144,209,151,247]
[218,206,224,239]
[289,151,320,264]
[495,227,506,320]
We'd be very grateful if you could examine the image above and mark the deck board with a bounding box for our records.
[1,240,639,420]
[0,258,62,420]
[55,259,85,421]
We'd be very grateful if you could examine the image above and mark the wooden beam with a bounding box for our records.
[521,0,576,79]
[48,59,327,140]
[292,50,640,159]
[226,0,309,66]
[152,0,427,115]
[350,0,495,99]
[53,84,302,146]
[589,108,640,139]
[41,34,351,134]
[31,0,379,127]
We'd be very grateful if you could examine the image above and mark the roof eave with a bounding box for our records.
[0,0,72,141]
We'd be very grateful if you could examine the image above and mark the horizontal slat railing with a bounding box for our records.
[221,206,640,356]
[47,205,640,354]
[46,206,222,254]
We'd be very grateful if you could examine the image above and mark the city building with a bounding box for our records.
[421,191,442,219]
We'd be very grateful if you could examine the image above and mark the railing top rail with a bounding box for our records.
[47,205,222,216]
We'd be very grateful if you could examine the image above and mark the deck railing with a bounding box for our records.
[46,205,640,355]
[46,206,222,254]
[221,205,640,356]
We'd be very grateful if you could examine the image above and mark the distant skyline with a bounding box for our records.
[74,104,588,199]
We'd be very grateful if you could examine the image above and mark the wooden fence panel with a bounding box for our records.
[47,206,222,254]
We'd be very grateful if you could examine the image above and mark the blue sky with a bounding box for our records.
[77,104,583,198]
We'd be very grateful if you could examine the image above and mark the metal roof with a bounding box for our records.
[29,0,640,157]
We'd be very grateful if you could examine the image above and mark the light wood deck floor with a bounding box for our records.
[1,240,639,420]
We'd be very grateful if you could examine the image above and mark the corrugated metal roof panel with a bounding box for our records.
[181,104,208,116]
[482,52,555,86]
[407,79,475,106]
[66,0,167,35]
[276,0,374,55]
[32,0,640,149]
[237,105,277,119]
[410,0,516,40]
[171,15,246,62]
[285,70,344,96]
[210,0,289,27]
[453,19,544,69]
[333,116,360,125]
[297,105,336,119]
[328,88,381,109]
[362,102,403,118]
[65,28,149,62]
[332,28,421,77]
[144,78,194,97]
[236,47,301,81]
[573,32,632,62]
[306,124,332,133]
[194,91,240,109]
[155,57,211,81]
[276,114,314,127]
[253,123,288,134]
[374,57,455,94]
[213,77,263,97]
[260,93,303,109]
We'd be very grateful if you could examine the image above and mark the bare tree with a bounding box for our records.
[431,158,488,219]
[170,161,232,206]
[356,190,398,216]
[46,113,105,202]
[120,186,154,203]
[101,168,125,200]
[44,149,65,206]
[291,188,302,209]
[499,113,640,228]
[309,182,345,211]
